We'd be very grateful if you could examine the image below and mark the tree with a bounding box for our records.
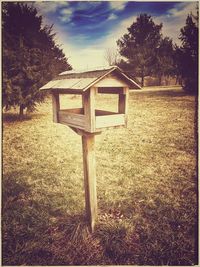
[173,45,183,85]
[154,37,175,85]
[117,14,162,86]
[176,11,198,93]
[104,47,120,66]
[2,2,72,118]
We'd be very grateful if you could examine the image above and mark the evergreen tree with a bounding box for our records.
[154,37,175,85]
[117,14,162,86]
[2,2,72,118]
[176,11,198,93]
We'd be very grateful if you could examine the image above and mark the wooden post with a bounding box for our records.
[52,93,60,123]
[82,87,96,132]
[82,134,97,232]
[118,87,129,126]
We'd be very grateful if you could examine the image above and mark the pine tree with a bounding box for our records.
[2,2,72,118]
[117,14,162,86]
[176,11,198,93]
[154,37,175,85]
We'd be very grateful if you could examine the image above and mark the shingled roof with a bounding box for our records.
[40,66,141,92]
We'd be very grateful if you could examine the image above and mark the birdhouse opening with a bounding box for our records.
[95,92,118,113]
[59,94,82,110]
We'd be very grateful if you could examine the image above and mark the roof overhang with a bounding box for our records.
[39,66,141,93]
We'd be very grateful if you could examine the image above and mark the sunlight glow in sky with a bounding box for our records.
[33,1,197,70]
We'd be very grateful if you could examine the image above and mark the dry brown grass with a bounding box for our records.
[2,87,198,265]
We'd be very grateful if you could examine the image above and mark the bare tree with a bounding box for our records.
[104,47,120,66]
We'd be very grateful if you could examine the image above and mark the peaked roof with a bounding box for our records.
[40,66,141,92]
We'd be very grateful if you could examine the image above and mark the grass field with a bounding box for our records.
[2,87,198,265]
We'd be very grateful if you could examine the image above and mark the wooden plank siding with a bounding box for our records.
[58,108,126,131]
[95,109,117,116]
[95,74,129,88]
[96,114,125,129]
[59,108,84,114]
[97,87,124,94]
[58,111,85,129]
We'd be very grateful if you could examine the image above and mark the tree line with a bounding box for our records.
[107,12,198,93]
[2,3,198,118]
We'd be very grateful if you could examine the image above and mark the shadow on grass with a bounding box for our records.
[2,172,105,265]
[2,172,198,265]
[96,192,198,266]
[3,112,47,123]
[3,113,32,122]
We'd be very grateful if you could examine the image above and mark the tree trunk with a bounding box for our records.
[175,75,178,85]
[141,67,144,87]
[19,35,24,120]
[19,105,24,120]
[158,74,162,86]
[176,75,182,85]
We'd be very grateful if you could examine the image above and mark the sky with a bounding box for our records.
[33,1,198,70]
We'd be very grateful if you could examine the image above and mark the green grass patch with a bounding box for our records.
[2,88,198,265]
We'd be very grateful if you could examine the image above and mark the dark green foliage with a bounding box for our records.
[2,2,72,117]
[175,11,198,94]
[117,14,162,86]
[154,37,175,85]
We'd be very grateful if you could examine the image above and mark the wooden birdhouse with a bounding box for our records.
[40,66,140,133]
[40,66,141,231]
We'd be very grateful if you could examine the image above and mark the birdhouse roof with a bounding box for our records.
[40,66,141,93]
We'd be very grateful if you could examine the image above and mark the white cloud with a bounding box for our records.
[108,13,118,20]
[73,1,102,12]
[59,7,73,23]
[60,8,73,16]
[168,2,197,17]
[34,2,69,15]
[59,16,71,23]
[109,2,127,11]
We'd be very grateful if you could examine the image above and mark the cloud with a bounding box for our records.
[167,2,197,17]
[58,16,71,23]
[34,2,69,14]
[76,1,102,10]
[58,2,111,28]
[59,7,73,23]
[108,13,118,20]
[109,2,127,11]
[60,8,73,16]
